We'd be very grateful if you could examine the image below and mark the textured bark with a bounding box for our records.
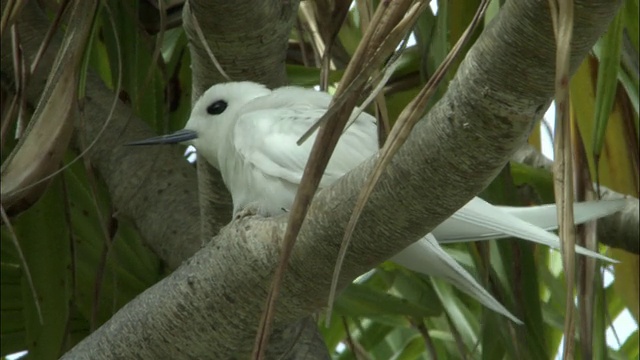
[513,145,639,254]
[2,1,326,358]
[179,2,328,358]
[1,0,628,358]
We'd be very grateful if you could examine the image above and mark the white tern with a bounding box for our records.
[129,81,624,323]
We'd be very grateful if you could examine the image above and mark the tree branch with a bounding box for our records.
[179,2,329,357]
[54,0,623,358]
[1,0,330,357]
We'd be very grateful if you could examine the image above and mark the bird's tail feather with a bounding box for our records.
[497,199,626,230]
[390,235,523,324]
[431,198,623,262]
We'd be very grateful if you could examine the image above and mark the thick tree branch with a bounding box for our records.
[180,1,328,358]
[56,0,623,358]
[513,145,639,254]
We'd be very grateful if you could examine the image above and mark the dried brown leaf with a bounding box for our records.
[253,1,417,357]
[329,0,489,321]
[548,0,577,358]
[1,0,98,213]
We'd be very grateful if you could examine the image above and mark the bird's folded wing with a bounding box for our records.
[390,234,522,324]
[233,91,378,187]
[432,197,621,262]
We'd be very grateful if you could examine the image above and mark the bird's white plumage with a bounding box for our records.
[390,234,522,324]
[172,81,624,323]
[185,82,377,215]
[236,107,376,185]
[436,199,628,243]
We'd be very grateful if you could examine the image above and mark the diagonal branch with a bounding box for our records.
[0,0,302,268]
[180,2,329,357]
[55,0,623,358]
[1,0,330,357]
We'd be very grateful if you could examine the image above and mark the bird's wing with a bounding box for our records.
[233,88,378,187]
[390,234,522,324]
[432,197,620,262]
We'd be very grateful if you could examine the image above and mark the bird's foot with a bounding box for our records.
[234,203,261,220]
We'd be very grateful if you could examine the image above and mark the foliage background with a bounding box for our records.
[1,0,638,358]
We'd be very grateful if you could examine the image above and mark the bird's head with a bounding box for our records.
[126,81,271,164]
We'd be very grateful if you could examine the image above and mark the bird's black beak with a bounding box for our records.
[125,129,198,146]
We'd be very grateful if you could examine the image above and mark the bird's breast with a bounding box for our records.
[219,150,296,217]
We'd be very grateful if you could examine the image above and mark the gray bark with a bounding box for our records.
[179,2,328,357]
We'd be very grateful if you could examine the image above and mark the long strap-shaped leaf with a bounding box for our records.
[1,0,99,213]
[548,0,578,358]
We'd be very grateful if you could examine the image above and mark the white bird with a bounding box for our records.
[129,81,624,323]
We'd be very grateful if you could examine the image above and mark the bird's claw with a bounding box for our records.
[233,203,260,220]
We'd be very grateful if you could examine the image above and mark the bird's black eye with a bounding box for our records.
[206,100,227,115]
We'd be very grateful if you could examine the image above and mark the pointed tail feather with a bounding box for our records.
[497,199,627,230]
[432,198,617,262]
[391,235,523,324]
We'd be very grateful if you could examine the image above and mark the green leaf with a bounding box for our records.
[383,266,443,316]
[390,335,426,360]
[431,279,479,350]
[12,178,71,359]
[621,330,639,359]
[335,282,440,318]
[623,0,639,52]
[287,65,344,87]
[61,154,162,329]
[593,10,625,165]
